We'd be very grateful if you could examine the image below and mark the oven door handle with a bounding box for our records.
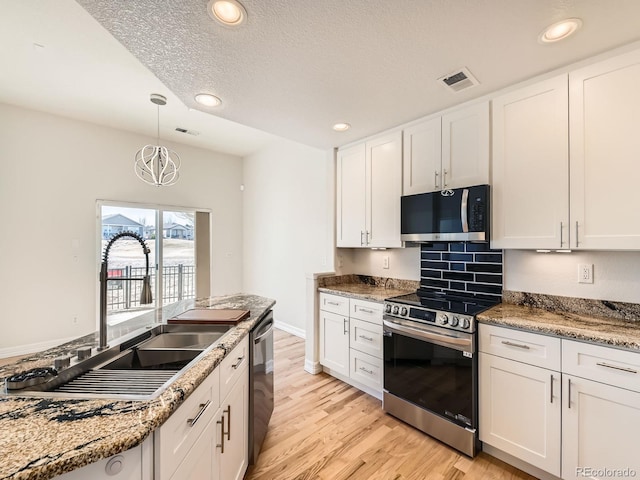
[383,319,472,352]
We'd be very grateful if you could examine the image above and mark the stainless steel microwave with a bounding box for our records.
[400,185,489,242]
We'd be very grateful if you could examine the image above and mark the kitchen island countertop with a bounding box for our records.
[0,294,275,480]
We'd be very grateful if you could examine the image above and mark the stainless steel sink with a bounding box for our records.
[3,323,234,400]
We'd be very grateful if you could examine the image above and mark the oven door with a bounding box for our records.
[383,318,477,429]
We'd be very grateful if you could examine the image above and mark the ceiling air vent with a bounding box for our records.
[438,67,479,93]
[175,127,200,136]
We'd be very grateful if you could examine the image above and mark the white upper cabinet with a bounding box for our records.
[403,116,441,194]
[403,102,489,195]
[441,102,490,190]
[569,48,640,250]
[336,131,402,248]
[492,47,640,251]
[336,143,367,248]
[491,75,569,249]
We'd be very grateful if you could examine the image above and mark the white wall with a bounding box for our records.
[0,103,244,352]
[505,250,640,303]
[242,139,331,336]
[336,247,420,281]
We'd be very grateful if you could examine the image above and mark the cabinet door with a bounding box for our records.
[491,75,569,249]
[569,49,640,249]
[171,422,217,480]
[441,101,489,190]
[403,116,442,194]
[366,131,402,248]
[562,375,640,480]
[336,143,366,247]
[319,310,350,377]
[479,353,561,476]
[218,363,248,480]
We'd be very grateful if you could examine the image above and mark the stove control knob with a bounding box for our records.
[438,314,449,325]
[392,306,399,315]
[400,307,408,316]
[460,318,471,330]
[385,304,392,313]
[450,316,459,327]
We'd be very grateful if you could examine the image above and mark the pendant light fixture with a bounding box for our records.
[134,93,181,187]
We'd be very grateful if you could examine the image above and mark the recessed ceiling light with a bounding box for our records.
[194,93,222,107]
[333,123,351,132]
[207,0,247,26]
[539,18,582,43]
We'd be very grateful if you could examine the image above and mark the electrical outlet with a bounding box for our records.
[578,264,594,284]
[383,256,390,269]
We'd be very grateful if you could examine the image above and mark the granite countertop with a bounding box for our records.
[478,302,640,351]
[317,274,418,303]
[0,294,275,480]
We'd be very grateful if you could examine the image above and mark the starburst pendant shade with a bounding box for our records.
[134,144,181,186]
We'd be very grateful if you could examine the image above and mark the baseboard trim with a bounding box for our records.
[482,444,561,480]
[304,359,322,374]
[0,335,81,360]
[274,320,305,339]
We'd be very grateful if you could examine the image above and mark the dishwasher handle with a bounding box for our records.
[254,324,273,345]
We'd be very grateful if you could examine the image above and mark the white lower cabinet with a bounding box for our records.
[480,325,640,480]
[319,293,383,397]
[479,325,561,476]
[218,355,249,480]
[56,440,152,479]
[319,309,350,377]
[156,338,249,480]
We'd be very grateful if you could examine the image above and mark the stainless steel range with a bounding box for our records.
[382,291,498,457]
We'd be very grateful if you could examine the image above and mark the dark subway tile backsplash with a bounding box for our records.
[420,242,503,301]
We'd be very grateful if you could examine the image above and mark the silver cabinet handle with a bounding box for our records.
[224,405,231,441]
[232,355,245,369]
[461,188,469,233]
[575,221,579,247]
[327,301,341,306]
[501,340,531,350]
[216,416,225,453]
[187,400,211,427]
[359,366,374,375]
[550,374,554,404]
[358,308,374,314]
[443,169,448,188]
[366,231,370,245]
[596,362,638,374]
[360,231,365,246]
[567,378,572,409]
[343,319,349,335]
[434,170,439,189]
[560,222,564,247]
[358,334,374,342]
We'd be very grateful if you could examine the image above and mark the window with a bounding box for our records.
[98,202,210,326]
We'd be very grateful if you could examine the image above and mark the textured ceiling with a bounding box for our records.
[3,1,640,153]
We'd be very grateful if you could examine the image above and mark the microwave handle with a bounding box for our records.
[461,188,469,233]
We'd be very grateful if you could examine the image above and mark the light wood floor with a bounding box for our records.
[245,329,537,480]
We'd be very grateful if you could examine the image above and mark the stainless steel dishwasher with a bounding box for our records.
[249,310,274,464]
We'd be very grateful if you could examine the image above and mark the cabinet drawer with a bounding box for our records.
[479,324,561,370]
[319,293,349,316]
[349,349,382,392]
[350,298,383,325]
[220,337,249,402]
[562,340,640,393]
[155,368,219,480]
[350,318,383,358]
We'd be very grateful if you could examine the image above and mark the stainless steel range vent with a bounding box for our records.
[438,67,479,93]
